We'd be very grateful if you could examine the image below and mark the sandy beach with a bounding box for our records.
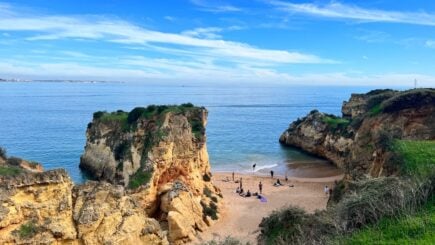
[194,171,344,244]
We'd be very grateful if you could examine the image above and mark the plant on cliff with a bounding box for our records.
[16,221,39,239]
[202,236,249,245]
[0,147,6,159]
[322,115,350,131]
[0,166,22,176]
[201,200,218,220]
[128,170,152,189]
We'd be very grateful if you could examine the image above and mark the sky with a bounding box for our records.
[0,0,434,86]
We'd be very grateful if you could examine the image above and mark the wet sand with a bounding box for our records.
[193,171,343,244]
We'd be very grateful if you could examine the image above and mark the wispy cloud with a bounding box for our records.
[0,10,333,64]
[268,1,435,26]
[189,0,242,13]
[425,40,435,48]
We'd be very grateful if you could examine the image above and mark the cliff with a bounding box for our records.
[279,89,435,179]
[0,104,222,244]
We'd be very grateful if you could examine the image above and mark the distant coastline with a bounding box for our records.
[0,78,122,83]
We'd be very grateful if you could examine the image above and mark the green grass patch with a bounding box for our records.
[0,166,22,176]
[393,140,435,176]
[128,170,152,189]
[368,104,382,116]
[322,116,350,129]
[339,197,435,244]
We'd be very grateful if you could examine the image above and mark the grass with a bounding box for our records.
[368,104,382,116]
[393,140,435,176]
[322,115,350,130]
[338,196,435,244]
[0,166,22,176]
[128,170,152,189]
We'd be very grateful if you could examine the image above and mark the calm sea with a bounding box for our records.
[0,82,387,183]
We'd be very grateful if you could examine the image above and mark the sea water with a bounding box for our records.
[0,82,386,183]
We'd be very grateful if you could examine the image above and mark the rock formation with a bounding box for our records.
[280,89,435,179]
[0,104,222,244]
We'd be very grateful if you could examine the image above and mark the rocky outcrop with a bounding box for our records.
[0,104,222,244]
[0,170,77,244]
[0,169,169,244]
[280,89,435,179]
[80,105,222,244]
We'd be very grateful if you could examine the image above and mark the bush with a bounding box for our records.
[181,102,194,108]
[201,201,218,220]
[0,147,6,159]
[7,157,22,166]
[93,111,106,120]
[128,170,152,189]
[17,221,38,239]
[0,166,22,176]
[382,89,435,113]
[322,115,350,130]
[203,173,211,182]
[127,107,147,124]
[202,236,248,245]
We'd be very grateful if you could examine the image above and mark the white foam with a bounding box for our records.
[245,163,278,172]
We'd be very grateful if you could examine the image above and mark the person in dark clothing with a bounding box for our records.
[246,190,251,197]
[270,170,274,178]
[232,171,235,181]
[259,181,263,194]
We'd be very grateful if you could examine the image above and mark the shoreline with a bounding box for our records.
[194,171,343,244]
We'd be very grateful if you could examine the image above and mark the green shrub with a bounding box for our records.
[93,111,106,119]
[0,147,6,159]
[7,157,22,166]
[128,170,152,189]
[0,166,22,176]
[203,187,213,198]
[202,236,248,245]
[17,221,38,239]
[203,173,211,182]
[127,107,147,124]
[368,104,382,116]
[201,201,218,220]
[382,89,435,113]
[181,102,194,108]
[322,115,350,130]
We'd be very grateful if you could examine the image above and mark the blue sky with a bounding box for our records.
[0,0,434,86]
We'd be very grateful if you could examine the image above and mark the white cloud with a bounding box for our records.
[425,40,435,48]
[182,27,223,39]
[268,1,435,26]
[189,0,242,13]
[0,11,332,65]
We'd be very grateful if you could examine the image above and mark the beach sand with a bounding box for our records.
[193,172,343,244]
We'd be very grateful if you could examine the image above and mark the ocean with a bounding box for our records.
[0,82,386,183]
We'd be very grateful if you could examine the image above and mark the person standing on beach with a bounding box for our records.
[324,185,329,195]
[259,181,263,194]
[252,163,256,172]
[270,170,274,178]
[232,171,235,181]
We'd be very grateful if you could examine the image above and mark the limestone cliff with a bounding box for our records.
[80,104,222,243]
[0,104,222,245]
[280,89,435,179]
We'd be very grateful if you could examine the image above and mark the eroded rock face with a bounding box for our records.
[80,105,222,244]
[0,169,169,244]
[0,170,77,244]
[280,89,435,179]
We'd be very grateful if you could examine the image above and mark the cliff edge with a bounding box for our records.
[279,88,435,179]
